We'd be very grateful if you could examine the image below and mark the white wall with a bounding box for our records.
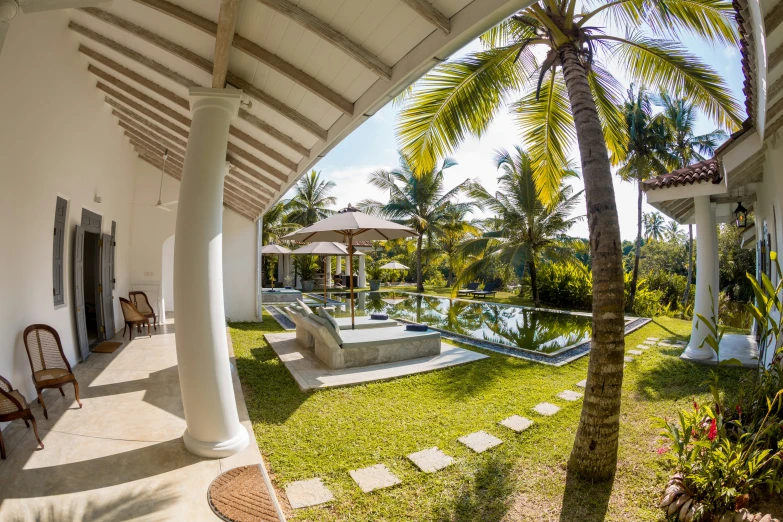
[0,10,139,400]
[162,235,175,313]
[223,210,259,322]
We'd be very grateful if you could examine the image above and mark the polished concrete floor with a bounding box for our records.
[0,317,283,522]
[680,334,760,368]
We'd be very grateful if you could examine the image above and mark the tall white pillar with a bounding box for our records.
[173,88,248,458]
[277,254,284,284]
[325,256,332,287]
[358,256,366,287]
[684,196,719,360]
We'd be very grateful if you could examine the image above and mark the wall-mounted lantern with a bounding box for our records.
[734,200,748,228]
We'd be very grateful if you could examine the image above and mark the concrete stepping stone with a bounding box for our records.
[458,431,503,453]
[533,402,560,416]
[286,478,334,509]
[628,349,643,356]
[576,379,587,388]
[637,344,650,350]
[646,337,660,341]
[500,415,533,433]
[349,464,401,493]
[557,390,583,401]
[624,356,635,363]
[407,447,454,473]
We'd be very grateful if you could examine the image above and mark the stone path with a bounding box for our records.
[533,402,560,416]
[285,478,334,508]
[349,464,401,493]
[408,447,454,473]
[576,379,587,388]
[459,431,504,453]
[557,390,583,401]
[500,415,533,433]
[628,349,643,356]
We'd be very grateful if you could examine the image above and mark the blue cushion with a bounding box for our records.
[370,314,388,320]
[405,324,428,332]
[284,286,293,289]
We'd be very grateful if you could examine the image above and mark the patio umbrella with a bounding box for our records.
[260,244,291,287]
[380,261,408,270]
[290,242,364,304]
[282,204,417,329]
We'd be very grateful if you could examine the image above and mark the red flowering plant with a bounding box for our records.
[657,388,783,520]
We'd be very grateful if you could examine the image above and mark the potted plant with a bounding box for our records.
[367,259,384,291]
[296,255,317,292]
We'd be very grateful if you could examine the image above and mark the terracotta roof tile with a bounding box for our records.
[642,158,723,191]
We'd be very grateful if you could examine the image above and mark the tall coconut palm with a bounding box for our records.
[434,206,480,286]
[395,1,742,479]
[261,202,297,245]
[664,221,687,244]
[656,94,727,305]
[358,154,472,292]
[284,170,337,226]
[618,86,675,311]
[644,211,666,241]
[457,147,582,307]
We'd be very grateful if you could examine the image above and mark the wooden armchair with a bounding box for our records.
[129,291,157,330]
[0,375,44,459]
[22,324,82,420]
[119,297,150,340]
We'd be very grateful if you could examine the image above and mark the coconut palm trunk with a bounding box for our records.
[683,225,694,305]
[529,258,539,307]
[560,44,626,480]
[628,181,643,311]
[416,234,424,292]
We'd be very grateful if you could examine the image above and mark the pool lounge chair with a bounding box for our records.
[286,304,398,350]
[457,282,480,296]
[302,314,441,369]
[471,283,497,298]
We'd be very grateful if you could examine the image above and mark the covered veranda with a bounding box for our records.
[0,0,532,519]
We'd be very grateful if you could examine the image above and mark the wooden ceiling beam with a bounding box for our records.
[70,22,310,157]
[100,83,188,138]
[85,57,297,170]
[131,0,353,115]
[81,8,327,140]
[711,194,757,204]
[255,0,392,81]
[109,99,282,192]
[212,0,239,88]
[400,0,450,34]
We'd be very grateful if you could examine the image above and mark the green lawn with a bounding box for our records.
[230,314,751,522]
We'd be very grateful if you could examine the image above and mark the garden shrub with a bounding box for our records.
[536,263,592,310]
[424,271,446,288]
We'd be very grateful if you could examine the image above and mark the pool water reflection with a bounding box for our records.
[325,292,592,354]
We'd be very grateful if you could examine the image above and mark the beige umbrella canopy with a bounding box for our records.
[380,261,408,270]
[282,205,417,329]
[260,244,291,255]
[290,242,364,304]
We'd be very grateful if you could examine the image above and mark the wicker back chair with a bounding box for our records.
[119,297,150,340]
[129,291,157,330]
[22,324,82,419]
[0,375,44,459]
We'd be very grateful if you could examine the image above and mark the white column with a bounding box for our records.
[358,256,366,287]
[325,256,332,287]
[277,254,284,284]
[684,196,719,360]
[173,88,248,458]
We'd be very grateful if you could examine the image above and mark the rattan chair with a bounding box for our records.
[119,297,150,340]
[129,291,157,330]
[22,324,82,420]
[0,375,44,459]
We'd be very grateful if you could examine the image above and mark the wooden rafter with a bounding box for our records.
[131,0,354,115]
[770,44,783,71]
[69,22,311,157]
[80,8,328,140]
[766,1,783,36]
[212,0,239,88]
[111,105,277,197]
[81,52,298,171]
[400,0,450,34]
[255,0,392,81]
[711,194,757,204]
[93,73,290,186]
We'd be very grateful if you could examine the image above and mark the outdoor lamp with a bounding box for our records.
[734,200,748,228]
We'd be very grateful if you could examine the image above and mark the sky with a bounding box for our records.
[281,22,746,241]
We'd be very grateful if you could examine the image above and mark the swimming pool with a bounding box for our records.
[323,292,594,355]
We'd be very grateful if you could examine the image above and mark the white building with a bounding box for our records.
[643,0,779,369]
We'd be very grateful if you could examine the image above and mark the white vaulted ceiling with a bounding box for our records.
[58,0,530,219]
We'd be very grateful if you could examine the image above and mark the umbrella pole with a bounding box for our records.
[349,236,355,329]
[323,256,327,304]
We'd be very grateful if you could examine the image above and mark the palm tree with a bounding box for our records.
[457,147,582,307]
[394,1,741,479]
[434,206,480,286]
[261,202,297,245]
[284,170,337,226]
[664,221,687,244]
[617,86,674,311]
[358,154,472,292]
[644,212,666,241]
[656,94,727,305]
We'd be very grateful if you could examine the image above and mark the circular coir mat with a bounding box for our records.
[208,465,281,522]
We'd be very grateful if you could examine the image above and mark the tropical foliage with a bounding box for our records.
[284,170,337,227]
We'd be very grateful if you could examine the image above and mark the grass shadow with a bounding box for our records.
[634,353,748,402]
[443,453,515,522]
[558,470,615,522]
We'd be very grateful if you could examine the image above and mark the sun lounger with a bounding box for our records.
[457,282,479,296]
[471,283,497,298]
